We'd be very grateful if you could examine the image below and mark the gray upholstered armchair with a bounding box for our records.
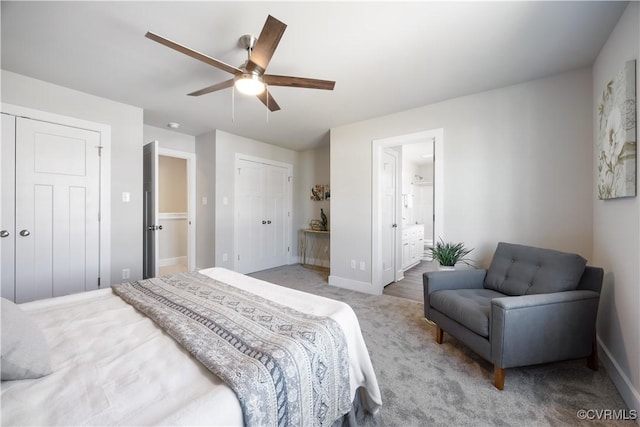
[423,242,603,390]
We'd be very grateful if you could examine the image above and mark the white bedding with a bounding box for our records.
[1,267,382,426]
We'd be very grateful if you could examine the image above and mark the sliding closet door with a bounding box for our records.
[15,117,100,303]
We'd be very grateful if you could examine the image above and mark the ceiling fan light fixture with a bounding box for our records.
[234,73,265,95]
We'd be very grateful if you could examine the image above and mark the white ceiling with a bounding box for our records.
[1,1,627,151]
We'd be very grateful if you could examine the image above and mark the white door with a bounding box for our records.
[263,164,289,268]
[14,117,100,303]
[143,141,159,278]
[381,149,398,286]
[1,114,17,300]
[235,158,291,274]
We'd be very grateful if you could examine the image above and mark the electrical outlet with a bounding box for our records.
[350,260,356,269]
[359,261,366,271]
[122,268,130,279]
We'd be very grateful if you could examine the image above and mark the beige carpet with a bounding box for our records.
[250,264,634,427]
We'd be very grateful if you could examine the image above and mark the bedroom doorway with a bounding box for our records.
[143,141,196,278]
[372,128,444,294]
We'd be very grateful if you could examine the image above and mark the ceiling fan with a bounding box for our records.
[145,15,335,112]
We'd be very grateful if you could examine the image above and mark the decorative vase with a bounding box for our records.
[320,208,328,231]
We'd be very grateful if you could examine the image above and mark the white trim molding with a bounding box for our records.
[328,275,381,295]
[597,335,640,417]
[371,128,444,294]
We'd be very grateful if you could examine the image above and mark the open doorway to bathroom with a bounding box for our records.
[372,128,443,296]
[401,141,435,261]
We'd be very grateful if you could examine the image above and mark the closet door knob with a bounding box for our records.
[262,220,267,224]
[267,220,272,224]
[19,229,31,237]
[0,230,9,238]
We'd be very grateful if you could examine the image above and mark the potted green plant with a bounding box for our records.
[428,238,473,270]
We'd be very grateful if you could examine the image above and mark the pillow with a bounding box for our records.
[484,242,587,296]
[1,297,52,380]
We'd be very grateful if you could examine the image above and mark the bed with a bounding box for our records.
[1,267,382,426]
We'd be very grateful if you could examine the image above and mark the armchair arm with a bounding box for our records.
[423,269,487,318]
[490,290,600,368]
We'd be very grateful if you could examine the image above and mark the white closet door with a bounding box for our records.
[263,164,289,269]
[15,117,100,303]
[235,158,291,274]
[236,159,266,273]
[1,114,16,300]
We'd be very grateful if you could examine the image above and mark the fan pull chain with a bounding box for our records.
[266,85,269,123]
[231,85,235,123]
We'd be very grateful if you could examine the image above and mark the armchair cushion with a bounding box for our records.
[484,242,587,296]
[430,288,505,337]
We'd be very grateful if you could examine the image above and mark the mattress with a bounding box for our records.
[1,267,382,426]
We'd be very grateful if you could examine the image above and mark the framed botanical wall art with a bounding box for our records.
[597,59,637,200]
[310,184,324,201]
[310,184,330,201]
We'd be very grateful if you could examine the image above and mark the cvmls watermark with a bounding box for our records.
[576,409,637,421]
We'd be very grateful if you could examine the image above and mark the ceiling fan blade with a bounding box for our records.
[245,15,287,73]
[188,79,234,96]
[263,74,335,90]
[145,31,241,75]
[257,89,281,112]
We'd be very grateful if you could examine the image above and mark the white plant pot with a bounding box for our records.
[439,265,455,271]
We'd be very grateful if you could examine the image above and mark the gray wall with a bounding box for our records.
[2,70,144,284]
[592,2,639,414]
[144,124,195,153]
[296,144,331,234]
[195,131,216,269]
[330,67,593,293]
[194,130,301,270]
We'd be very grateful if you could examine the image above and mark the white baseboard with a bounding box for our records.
[158,256,187,267]
[597,335,640,420]
[328,275,381,295]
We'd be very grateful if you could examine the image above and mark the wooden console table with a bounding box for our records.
[300,229,330,267]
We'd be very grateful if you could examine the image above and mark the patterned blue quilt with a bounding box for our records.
[112,272,351,427]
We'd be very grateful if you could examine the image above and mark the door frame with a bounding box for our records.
[233,153,293,273]
[157,147,197,272]
[1,103,111,288]
[371,128,443,294]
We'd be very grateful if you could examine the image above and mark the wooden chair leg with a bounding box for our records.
[494,366,505,390]
[587,336,599,371]
[435,325,443,344]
